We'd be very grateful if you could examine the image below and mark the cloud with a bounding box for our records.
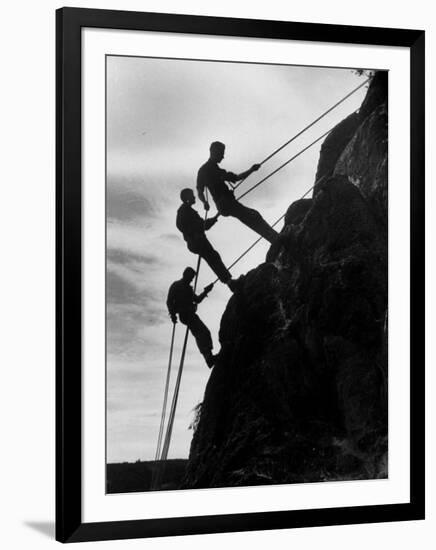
[107,186,158,222]
[107,248,161,266]
[159,232,180,242]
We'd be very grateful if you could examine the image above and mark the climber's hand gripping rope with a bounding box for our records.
[203,283,214,295]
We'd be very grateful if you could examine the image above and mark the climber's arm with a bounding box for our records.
[204,215,219,231]
[196,170,210,211]
[223,164,261,184]
[166,285,178,323]
[194,284,214,303]
[235,163,261,180]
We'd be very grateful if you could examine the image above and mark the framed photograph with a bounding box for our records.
[56,7,425,543]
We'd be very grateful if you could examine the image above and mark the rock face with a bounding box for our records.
[183,72,388,489]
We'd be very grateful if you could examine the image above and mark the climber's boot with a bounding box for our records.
[205,353,216,369]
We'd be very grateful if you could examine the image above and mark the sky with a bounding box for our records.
[106,55,367,463]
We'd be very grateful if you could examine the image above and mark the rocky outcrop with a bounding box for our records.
[315,112,362,183]
[183,72,388,489]
[334,102,388,225]
[316,71,388,223]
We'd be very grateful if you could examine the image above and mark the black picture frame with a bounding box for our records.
[56,7,425,543]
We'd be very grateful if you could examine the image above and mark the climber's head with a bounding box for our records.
[182,266,196,283]
[180,188,195,205]
[209,141,225,163]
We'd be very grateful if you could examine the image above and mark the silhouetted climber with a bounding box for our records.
[176,188,237,291]
[166,267,215,368]
[197,141,279,243]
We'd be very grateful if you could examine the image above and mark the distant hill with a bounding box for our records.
[106,459,188,493]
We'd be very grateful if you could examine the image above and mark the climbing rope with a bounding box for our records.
[159,322,191,461]
[232,77,369,191]
[154,323,176,462]
[150,323,176,489]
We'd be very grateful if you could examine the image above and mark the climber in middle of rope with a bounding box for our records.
[197,141,279,244]
[176,188,240,292]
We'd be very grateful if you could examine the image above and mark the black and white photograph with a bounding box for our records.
[105,57,389,494]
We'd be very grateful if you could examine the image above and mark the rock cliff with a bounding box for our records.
[183,72,388,489]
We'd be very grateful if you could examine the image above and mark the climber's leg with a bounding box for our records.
[188,314,213,358]
[219,197,279,243]
[181,313,214,366]
[196,238,231,283]
[186,314,213,364]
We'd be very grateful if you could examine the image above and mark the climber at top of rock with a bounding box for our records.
[176,188,238,292]
[197,141,279,244]
[166,267,216,369]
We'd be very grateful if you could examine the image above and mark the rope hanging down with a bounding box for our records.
[151,323,176,489]
[154,323,176,462]
[232,77,369,191]
[160,323,190,460]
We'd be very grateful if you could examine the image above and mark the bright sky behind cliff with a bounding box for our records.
[106,55,367,463]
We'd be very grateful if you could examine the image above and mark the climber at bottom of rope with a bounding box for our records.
[166,266,216,369]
